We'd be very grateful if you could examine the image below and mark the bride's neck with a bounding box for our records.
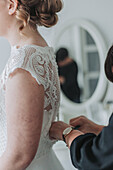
[5,23,41,47]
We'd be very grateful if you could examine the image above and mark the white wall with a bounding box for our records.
[61,0,113,46]
[0,37,10,73]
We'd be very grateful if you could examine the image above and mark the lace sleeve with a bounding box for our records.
[6,46,48,90]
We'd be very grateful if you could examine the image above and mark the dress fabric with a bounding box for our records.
[0,44,64,170]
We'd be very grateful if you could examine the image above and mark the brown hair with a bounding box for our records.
[16,0,63,31]
[105,45,113,82]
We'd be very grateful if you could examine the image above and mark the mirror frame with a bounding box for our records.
[53,18,108,113]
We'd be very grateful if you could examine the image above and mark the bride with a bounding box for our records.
[0,0,64,169]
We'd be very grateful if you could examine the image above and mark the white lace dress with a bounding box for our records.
[0,44,64,170]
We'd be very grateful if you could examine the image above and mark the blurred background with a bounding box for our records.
[1,0,113,169]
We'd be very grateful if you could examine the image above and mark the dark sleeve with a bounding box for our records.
[70,113,113,170]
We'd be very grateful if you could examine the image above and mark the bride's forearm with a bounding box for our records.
[0,150,29,170]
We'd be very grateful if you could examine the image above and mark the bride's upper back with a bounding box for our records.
[0,44,60,159]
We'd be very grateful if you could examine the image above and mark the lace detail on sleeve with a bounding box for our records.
[6,46,50,90]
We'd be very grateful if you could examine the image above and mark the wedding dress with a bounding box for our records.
[0,44,64,170]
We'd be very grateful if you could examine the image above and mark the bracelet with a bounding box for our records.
[62,125,80,143]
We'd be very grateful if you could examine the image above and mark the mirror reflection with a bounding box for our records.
[55,26,100,103]
[56,48,81,103]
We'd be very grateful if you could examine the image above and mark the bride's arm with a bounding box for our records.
[0,68,44,170]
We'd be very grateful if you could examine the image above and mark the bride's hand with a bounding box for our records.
[49,121,71,140]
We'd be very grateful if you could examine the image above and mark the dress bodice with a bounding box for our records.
[0,44,61,160]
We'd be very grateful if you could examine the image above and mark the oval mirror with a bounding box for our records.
[53,19,108,114]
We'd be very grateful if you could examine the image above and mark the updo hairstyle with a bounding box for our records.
[16,0,63,31]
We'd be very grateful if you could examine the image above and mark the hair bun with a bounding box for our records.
[16,0,63,31]
[37,13,57,27]
[36,0,63,27]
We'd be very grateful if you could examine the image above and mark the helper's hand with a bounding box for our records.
[70,116,104,135]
